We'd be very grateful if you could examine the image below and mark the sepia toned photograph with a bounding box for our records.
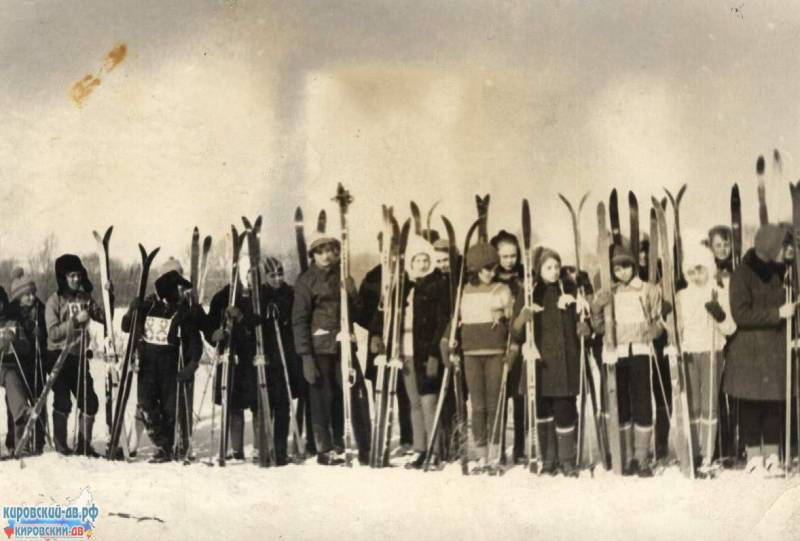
[2,1,800,539]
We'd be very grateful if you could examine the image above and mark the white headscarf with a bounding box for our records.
[405,235,435,281]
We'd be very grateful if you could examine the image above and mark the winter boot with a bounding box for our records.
[52,410,72,456]
[76,413,101,458]
[230,410,245,460]
[149,447,172,463]
[317,450,345,466]
[405,451,427,470]
[556,425,578,477]
[634,425,653,478]
[538,418,557,475]
[620,423,635,474]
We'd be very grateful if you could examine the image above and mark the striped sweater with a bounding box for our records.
[459,281,513,355]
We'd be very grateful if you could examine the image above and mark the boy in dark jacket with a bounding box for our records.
[122,258,202,462]
[45,254,107,457]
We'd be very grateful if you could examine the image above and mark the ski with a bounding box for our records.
[295,207,309,273]
[424,200,440,240]
[190,227,200,305]
[381,219,411,466]
[597,202,624,475]
[370,205,398,467]
[664,184,687,286]
[757,155,768,226]
[629,191,640,279]
[317,210,327,234]
[242,215,277,467]
[788,181,800,473]
[441,216,458,306]
[217,226,245,467]
[199,235,212,306]
[648,207,659,283]
[334,183,357,467]
[731,184,742,269]
[14,340,81,465]
[410,201,422,235]
[475,194,490,243]
[653,200,695,479]
[107,244,160,460]
[609,189,622,247]
[521,199,543,473]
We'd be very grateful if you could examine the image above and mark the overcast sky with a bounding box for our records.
[2,0,799,269]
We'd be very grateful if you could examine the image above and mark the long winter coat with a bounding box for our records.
[723,249,786,401]
[402,270,449,396]
[263,282,302,397]
[531,279,581,397]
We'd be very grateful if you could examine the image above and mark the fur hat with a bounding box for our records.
[55,254,93,295]
[682,240,716,276]
[466,242,499,272]
[754,224,786,263]
[264,256,284,275]
[9,268,36,302]
[158,257,185,278]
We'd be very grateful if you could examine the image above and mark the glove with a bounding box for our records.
[513,306,533,328]
[557,294,576,310]
[779,302,798,319]
[645,321,664,342]
[177,361,198,382]
[594,289,612,309]
[576,320,592,338]
[661,299,673,319]
[128,297,142,312]
[74,310,90,325]
[504,344,520,366]
[226,306,243,322]
[370,335,385,355]
[704,299,726,323]
[211,328,226,344]
[302,355,320,385]
[425,356,439,379]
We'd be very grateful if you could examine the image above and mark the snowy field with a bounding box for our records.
[1,325,800,540]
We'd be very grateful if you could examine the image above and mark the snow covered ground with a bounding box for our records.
[2,339,800,540]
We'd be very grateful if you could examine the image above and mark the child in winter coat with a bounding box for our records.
[678,239,736,474]
[513,248,590,476]
[592,245,663,477]
[444,242,516,471]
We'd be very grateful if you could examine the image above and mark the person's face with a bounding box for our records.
[265,270,284,289]
[66,272,82,292]
[539,257,560,284]
[434,251,450,273]
[686,265,709,287]
[312,244,340,269]
[497,242,518,272]
[710,234,731,261]
[639,250,648,269]
[19,291,35,308]
[478,266,495,284]
[410,253,430,276]
[613,264,634,284]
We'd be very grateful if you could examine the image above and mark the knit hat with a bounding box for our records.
[682,240,716,276]
[533,247,561,276]
[490,230,519,251]
[405,235,435,280]
[611,245,635,267]
[308,231,340,254]
[466,242,499,272]
[754,224,786,263]
[158,257,185,278]
[264,256,284,275]
[9,268,35,302]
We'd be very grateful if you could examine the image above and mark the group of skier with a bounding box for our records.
[3,168,800,481]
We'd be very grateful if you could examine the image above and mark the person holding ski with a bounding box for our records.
[678,239,736,475]
[443,242,515,472]
[4,269,47,456]
[45,254,107,457]
[262,255,301,465]
[513,248,590,476]
[592,244,663,477]
[122,258,202,463]
[724,224,796,475]
[398,235,449,469]
[294,229,374,466]
[490,230,526,464]
[707,226,733,276]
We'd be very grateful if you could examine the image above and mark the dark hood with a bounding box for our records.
[55,254,93,296]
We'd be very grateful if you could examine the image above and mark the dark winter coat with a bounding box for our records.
[356,264,383,382]
[497,272,524,396]
[723,249,787,401]
[403,270,449,396]
[292,263,363,357]
[263,282,302,396]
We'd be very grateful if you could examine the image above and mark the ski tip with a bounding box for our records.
[192,226,199,236]
[774,148,782,164]
[757,155,765,175]
[203,236,212,250]
[628,190,638,204]
[294,207,303,222]
[104,225,114,243]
